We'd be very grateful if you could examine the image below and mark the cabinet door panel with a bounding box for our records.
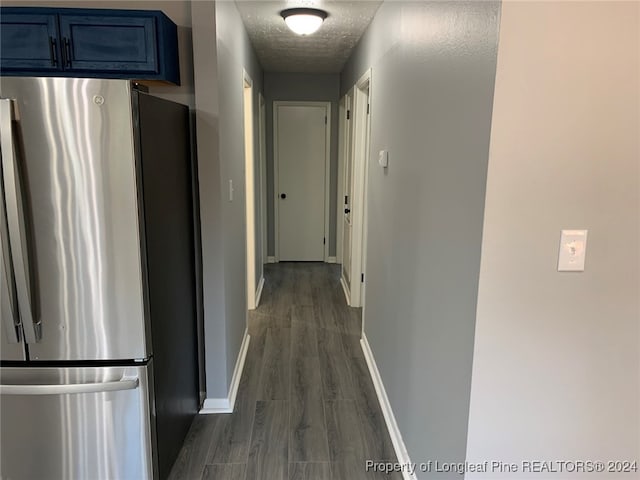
[0,14,61,72]
[59,14,158,73]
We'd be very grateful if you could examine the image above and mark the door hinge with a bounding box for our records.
[323,237,326,245]
[361,273,365,283]
[367,104,370,114]
[325,115,327,125]
[347,110,351,120]
[344,195,348,205]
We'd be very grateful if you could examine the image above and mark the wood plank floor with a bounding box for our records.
[168,263,401,480]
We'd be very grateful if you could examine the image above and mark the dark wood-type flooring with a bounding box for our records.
[168,263,401,480]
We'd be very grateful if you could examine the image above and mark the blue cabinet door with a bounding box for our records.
[0,13,62,72]
[58,14,158,73]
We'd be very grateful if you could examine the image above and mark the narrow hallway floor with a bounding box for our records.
[169,263,401,480]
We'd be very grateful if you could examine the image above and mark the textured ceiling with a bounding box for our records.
[235,1,382,73]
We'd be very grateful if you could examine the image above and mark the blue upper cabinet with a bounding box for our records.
[0,13,62,72]
[0,8,180,84]
[59,14,158,73]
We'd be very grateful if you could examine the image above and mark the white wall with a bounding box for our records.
[341,2,501,477]
[466,2,640,478]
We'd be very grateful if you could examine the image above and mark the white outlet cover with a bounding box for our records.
[558,229,588,272]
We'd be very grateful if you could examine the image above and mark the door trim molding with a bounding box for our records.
[258,93,268,270]
[243,70,257,310]
[273,100,332,262]
[336,95,347,264]
[349,69,372,308]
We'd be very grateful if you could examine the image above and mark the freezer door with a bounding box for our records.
[0,364,156,480]
[0,77,147,361]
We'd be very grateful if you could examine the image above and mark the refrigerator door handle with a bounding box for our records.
[0,99,40,344]
[0,375,139,395]
[0,205,20,344]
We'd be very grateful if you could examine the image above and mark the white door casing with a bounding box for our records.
[259,93,268,267]
[342,70,371,309]
[274,102,330,262]
[340,89,355,302]
[336,96,346,265]
[243,71,258,310]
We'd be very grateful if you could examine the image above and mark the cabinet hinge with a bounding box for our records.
[361,273,364,283]
[347,110,351,120]
[323,237,326,245]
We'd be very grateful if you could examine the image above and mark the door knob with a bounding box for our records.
[344,208,351,214]
[280,193,287,199]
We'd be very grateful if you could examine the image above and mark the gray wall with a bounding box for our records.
[264,73,340,257]
[214,0,264,387]
[466,2,640,476]
[341,2,500,476]
[191,0,226,398]
[192,1,264,398]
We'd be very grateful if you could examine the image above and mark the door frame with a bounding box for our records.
[339,88,354,304]
[348,69,372,308]
[243,70,259,310]
[259,93,268,266]
[336,95,346,265]
[273,100,332,262]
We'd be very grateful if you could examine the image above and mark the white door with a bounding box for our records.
[276,104,327,261]
[341,73,371,308]
[341,91,354,294]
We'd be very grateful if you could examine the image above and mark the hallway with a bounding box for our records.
[169,263,401,479]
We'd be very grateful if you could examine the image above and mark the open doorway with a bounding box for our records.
[244,70,263,310]
[259,93,268,269]
[340,69,371,308]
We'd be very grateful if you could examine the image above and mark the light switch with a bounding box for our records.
[558,229,588,272]
[378,150,389,168]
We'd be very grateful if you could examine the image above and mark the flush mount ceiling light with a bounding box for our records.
[281,8,328,36]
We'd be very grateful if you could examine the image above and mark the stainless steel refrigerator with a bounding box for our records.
[0,77,199,479]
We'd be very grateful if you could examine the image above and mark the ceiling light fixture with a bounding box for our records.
[281,8,328,36]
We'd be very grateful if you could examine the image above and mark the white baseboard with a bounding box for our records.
[200,397,232,413]
[255,276,265,308]
[267,256,277,264]
[326,256,337,264]
[199,329,250,414]
[360,334,416,480]
[340,276,351,305]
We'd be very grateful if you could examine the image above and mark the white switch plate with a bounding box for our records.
[558,229,588,272]
[378,150,388,168]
